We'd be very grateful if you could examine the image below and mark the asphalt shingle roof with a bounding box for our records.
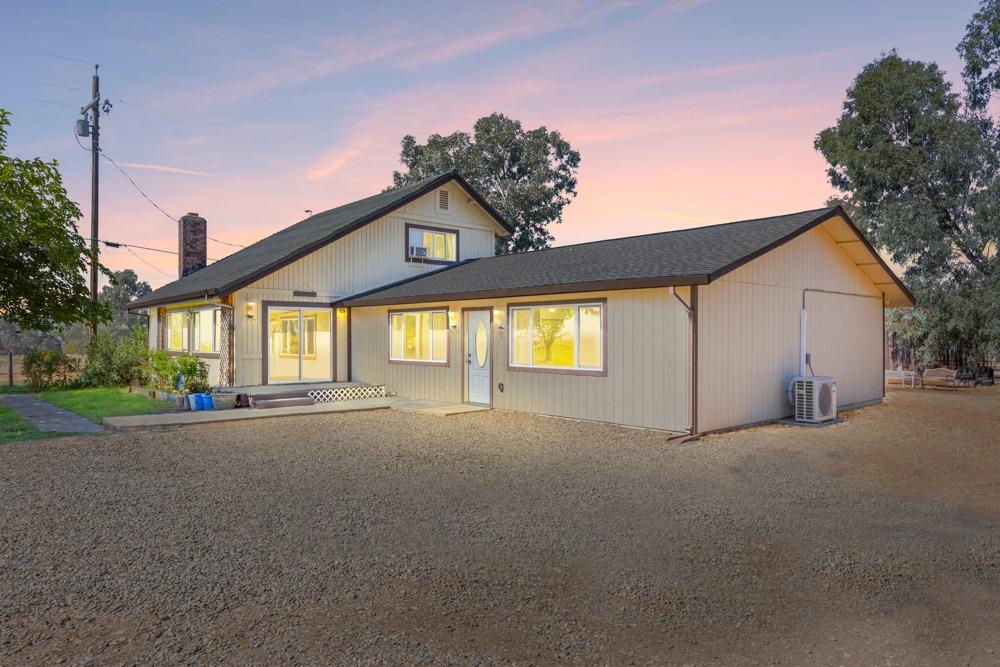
[342,207,849,306]
[131,172,509,309]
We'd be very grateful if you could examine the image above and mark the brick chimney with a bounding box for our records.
[178,212,207,277]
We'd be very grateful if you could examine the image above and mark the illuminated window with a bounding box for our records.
[508,303,604,371]
[389,310,448,363]
[166,307,222,353]
[407,225,457,263]
[191,308,220,353]
[166,311,188,351]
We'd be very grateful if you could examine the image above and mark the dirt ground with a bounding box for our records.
[0,387,998,664]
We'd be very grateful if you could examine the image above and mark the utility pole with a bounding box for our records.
[79,65,101,335]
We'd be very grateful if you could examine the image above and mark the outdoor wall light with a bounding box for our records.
[245,301,256,319]
[448,311,458,329]
[337,307,347,316]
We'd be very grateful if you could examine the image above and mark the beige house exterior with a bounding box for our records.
[131,172,912,434]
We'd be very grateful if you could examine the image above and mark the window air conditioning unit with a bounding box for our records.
[787,376,837,423]
[410,246,428,258]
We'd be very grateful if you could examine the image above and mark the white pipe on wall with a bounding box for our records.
[799,308,808,377]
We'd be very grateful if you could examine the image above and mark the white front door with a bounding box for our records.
[466,310,491,405]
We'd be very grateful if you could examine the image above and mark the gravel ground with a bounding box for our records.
[1,387,998,664]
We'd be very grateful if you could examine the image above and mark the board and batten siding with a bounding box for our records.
[230,182,504,385]
[696,220,885,433]
[350,288,692,432]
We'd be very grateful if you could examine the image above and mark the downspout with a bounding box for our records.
[671,286,697,435]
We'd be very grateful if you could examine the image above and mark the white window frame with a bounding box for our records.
[507,302,605,374]
[165,311,189,352]
[164,306,222,354]
[388,309,449,365]
[191,307,220,354]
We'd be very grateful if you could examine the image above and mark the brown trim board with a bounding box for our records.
[343,275,709,308]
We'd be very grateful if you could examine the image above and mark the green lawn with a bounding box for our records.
[36,387,176,424]
[0,403,55,443]
[0,385,31,394]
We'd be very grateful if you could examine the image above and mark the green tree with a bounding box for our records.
[959,0,1000,110]
[815,53,998,283]
[815,51,1000,368]
[391,113,581,253]
[0,109,109,331]
[61,269,152,351]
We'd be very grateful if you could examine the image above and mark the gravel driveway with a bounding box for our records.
[1,389,999,664]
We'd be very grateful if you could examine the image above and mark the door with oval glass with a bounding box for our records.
[466,309,491,405]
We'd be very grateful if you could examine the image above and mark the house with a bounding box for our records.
[129,171,914,434]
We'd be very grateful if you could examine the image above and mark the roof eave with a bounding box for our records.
[705,205,915,307]
[127,288,221,311]
[340,274,709,307]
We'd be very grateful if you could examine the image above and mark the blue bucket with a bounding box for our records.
[202,394,214,410]
[193,394,205,411]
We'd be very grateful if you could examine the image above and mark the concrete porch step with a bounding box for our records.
[249,390,312,402]
[253,397,316,409]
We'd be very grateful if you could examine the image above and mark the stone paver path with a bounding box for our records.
[1,395,103,433]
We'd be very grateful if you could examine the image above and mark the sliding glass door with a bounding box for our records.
[267,306,333,383]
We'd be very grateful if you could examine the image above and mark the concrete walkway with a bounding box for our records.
[104,397,395,430]
[392,399,491,416]
[1,395,103,433]
[104,397,491,430]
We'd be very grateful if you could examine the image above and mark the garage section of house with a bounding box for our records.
[343,206,913,434]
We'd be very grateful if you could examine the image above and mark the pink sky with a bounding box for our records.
[4,0,977,288]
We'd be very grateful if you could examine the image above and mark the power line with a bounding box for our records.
[87,237,219,261]
[73,132,247,249]
[29,97,74,107]
[0,75,82,91]
[208,236,245,248]
[125,246,174,279]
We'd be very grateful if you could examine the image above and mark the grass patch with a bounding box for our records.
[0,403,56,443]
[0,385,31,395]
[36,387,176,424]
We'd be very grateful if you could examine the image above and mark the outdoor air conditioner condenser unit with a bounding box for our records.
[410,246,428,258]
[787,376,837,423]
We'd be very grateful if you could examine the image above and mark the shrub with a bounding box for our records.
[176,353,209,393]
[149,350,179,392]
[77,327,151,387]
[23,348,78,391]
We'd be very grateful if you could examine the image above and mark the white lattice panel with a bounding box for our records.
[308,385,386,403]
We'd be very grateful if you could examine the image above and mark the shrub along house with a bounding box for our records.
[129,171,913,434]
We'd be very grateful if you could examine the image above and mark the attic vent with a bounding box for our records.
[438,189,450,211]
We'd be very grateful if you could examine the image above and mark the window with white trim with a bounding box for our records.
[389,310,448,363]
[166,311,189,351]
[191,308,221,353]
[164,307,221,353]
[407,225,457,263]
[509,303,604,371]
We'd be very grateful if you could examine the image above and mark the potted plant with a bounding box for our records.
[177,354,210,409]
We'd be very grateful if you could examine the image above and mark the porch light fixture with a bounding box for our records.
[494,308,504,336]
[337,307,347,316]
[448,311,458,329]
[245,300,256,319]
